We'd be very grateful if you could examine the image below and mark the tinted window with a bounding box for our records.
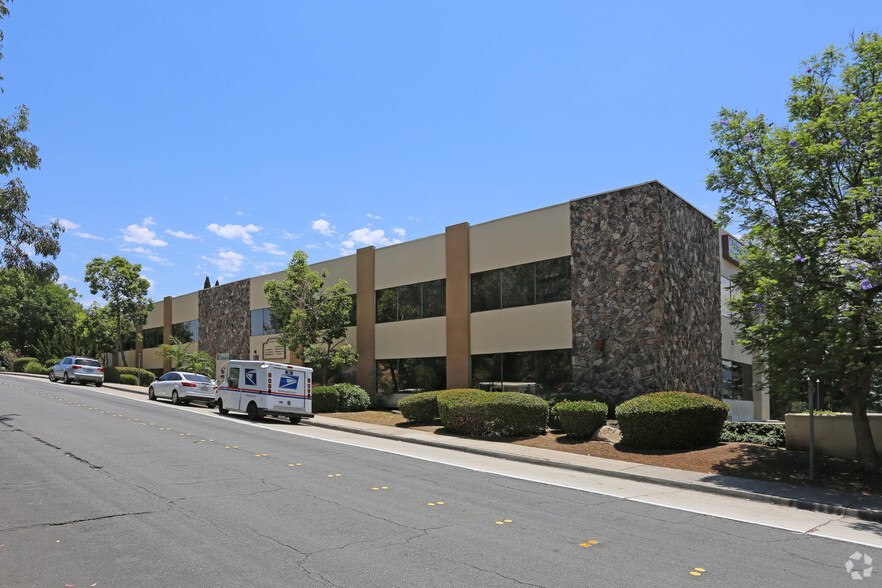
[76,358,100,367]
[142,327,164,348]
[423,279,446,318]
[397,283,421,321]
[501,263,535,308]
[536,257,571,304]
[228,367,240,388]
[183,373,212,383]
[470,270,500,312]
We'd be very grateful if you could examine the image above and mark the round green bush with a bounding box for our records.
[616,391,729,449]
[335,383,370,412]
[117,367,155,386]
[545,393,611,429]
[119,373,139,385]
[312,386,339,413]
[13,357,38,372]
[103,365,120,383]
[437,389,548,437]
[398,391,440,423]
[23,361,50,375]
[556,400,608,439]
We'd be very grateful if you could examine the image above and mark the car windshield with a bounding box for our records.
[76,359,101,367]
[184,373,212,383]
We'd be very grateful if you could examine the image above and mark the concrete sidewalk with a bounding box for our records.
[8,372,882,523]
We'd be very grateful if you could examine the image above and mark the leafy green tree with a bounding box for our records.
[84,256,152,367]
[0,340,15,369]
[264,250,357,385]
[0,267,80,353]
[156,337,193,370]
[707,33,882,471]
[0,3,62,281]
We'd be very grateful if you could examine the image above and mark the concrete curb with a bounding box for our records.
[5,372,882,523]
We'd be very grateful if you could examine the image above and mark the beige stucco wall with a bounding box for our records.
[374,234,446,289]
[249,255,358,310]
[144,303,164,329]
[171,291,198,324]
[471,301,572,354]
[470,203,570,273]
[375,317,446,359]
[786,413,882,460]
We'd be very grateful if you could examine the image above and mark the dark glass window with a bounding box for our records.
[536,257,571,304]
[142,326,164,348]
[250,308,277,337]
[376,357,447,394]
[722,360,753,400]
[470,270,500,313]
[471,349,572,396]
[375,279,447,323]
[471,256,571,312]
[172,319,198,343]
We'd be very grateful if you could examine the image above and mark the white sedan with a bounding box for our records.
[148,371,217,406]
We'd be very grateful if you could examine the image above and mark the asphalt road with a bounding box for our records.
[1,375,879,587]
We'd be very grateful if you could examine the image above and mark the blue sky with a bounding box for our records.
[4,1,880,305]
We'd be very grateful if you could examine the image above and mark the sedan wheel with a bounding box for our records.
[172,391,179,405]
[63,372,70,384]
[148,387,156,400]
[48,371,56,382]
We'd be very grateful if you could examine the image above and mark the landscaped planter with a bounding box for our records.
[785,413,882,460]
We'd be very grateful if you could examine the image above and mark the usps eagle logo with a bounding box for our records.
[245,369,257,387]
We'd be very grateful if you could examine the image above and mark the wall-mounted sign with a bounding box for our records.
[722,234,744,266]
[262,338,286,360]
[216,353,230,360]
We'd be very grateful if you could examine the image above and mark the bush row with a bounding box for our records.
[720,421,785,448]
[616,391,729,449]
[312,383,370,413]
[437,389,548,437]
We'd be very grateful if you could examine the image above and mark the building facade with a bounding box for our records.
[128,181,767,418]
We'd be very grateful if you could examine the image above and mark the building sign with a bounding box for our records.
[722,234,744,266]
[262,337,286,360]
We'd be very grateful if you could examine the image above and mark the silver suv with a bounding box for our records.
[49,356,105,386]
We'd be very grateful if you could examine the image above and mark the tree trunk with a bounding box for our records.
[843,373,880,472]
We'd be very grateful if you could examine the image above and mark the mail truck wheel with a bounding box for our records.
[216,399,229,415]
[289,416,301,424]
[247,402,260,421]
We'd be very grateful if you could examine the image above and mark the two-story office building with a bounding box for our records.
[126,181,768,420]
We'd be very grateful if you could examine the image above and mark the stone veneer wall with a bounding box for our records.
[197,280,251,362]
[570,182,721,406]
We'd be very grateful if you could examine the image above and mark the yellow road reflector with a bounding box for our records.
[495,521,504,525]
[580,541,599,547]
[694,568,706,572]
[427,503,435,506]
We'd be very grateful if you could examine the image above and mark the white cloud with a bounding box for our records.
[122,246,168,264]
[206,223,262,245]
[76,232,103,240]
[165,229,197,239]
[142,217,157,226]
[253,242,286,256]
[56,275,77,286]
[312,219,335,237]
[341,227,402,253]
[202,249,245,275]
[282,230,302,240]
[393,227,406,238]
[122,221,168,247]
[236,211,246,216]
[367,213,381,220]
[57,218,80,230]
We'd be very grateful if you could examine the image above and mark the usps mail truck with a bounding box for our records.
[215,360,313,423]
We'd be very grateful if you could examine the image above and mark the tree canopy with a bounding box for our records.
[85,256,152,367]
[0,267,80,352]
[264,250,357,385]
[707,33,882,471]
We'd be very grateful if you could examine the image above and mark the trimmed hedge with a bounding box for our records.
[104,365,120,383]
[13,357,37,372]
[116,367,155,386]
[721,421,785,448]
[437,389,548,437]
[312,386,339,413]
[545,393,611,429]
[398,391,440,423]
[119,373,139,386]
[616,391,729,449]
[44,358,62,369]
[23,361,50,375]
[335,383,370,412]
[556,400,608,439]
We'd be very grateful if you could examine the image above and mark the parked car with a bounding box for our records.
[148,371,217,406]
[49,356,104,386]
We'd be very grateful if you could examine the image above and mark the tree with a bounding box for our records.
[156,337,193,371]
[707,33,882,471]
[0,3,62,281]
[0,267,80,352]
[84,256,152,367]
[264,250,357,385]
[203,276,211,289]
[155,337,215,378]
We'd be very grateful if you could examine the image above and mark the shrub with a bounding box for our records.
[556,400,608,439]
[44,358,62,369]
[103,365,120,383]
[398,391,440,423]
[23,360,50,375]
[119,373,139,385]
[312,386,339,413]
[616,391,729,450]
[437,389,548,437]
[335,383,370,412]
[13,357,38,372]
[720,421,785,448]
[116,367,155,386]
[545,393,611,429]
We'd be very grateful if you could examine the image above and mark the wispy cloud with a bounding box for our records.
[340,227,402,254]
[392,227,406,238]
[56,218,80,230]
[207,223,261,245]
[122,219,168,247]
[312,219,335,237]
[122,246,168,264]
[165,229,197,240]
[367,213,381,220]
[76,232,103,240]
[202,249,245,276]
[253,242,287,256]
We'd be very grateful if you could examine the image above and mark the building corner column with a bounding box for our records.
[445,222,470,389]
[356,246,376,395]
[163,296,173,373]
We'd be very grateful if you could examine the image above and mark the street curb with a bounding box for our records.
[5,372,882,523]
